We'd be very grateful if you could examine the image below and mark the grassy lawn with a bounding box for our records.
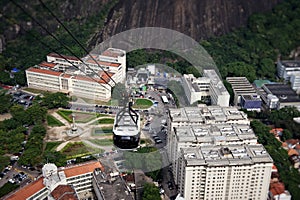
[92,127,113,136]
[88,138,113,146]
[23,87,46,94]
[98,118,114,124]
[60,141,104,159]
[57,110,97,123]
[0,182,19,198]
[133,98,153,109]
[45,141,63,152]
[96,113,109,117]
[47,115,64,126]
[61,142,90,158]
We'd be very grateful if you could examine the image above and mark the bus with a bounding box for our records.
[161,95,169,104]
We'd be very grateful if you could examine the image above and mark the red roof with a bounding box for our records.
[272,165,278,172]
[86,59,120,67]
[288,149,299,156]
[39,61,56,68]
[101,50,121,58]
[47,53,80,61]
[73,72,114,84]
[6,177,44,200]
[63,161,103,178]
[51,185,78,200]
[27,67,62,76]
[62,74,72,78]
[270,182,285,196]
[6,161,103,200]
[286,139,299,145]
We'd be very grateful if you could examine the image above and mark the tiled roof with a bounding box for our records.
[63,161,103,178]
[270,182,285,196]
[101,50,120,58]
[86,59,121,67]
[6,177,45,200]
[39,61,56,68]
[50,185,78,200]
[47,53,80,61]
[27,67,62,76]
[288,148,299,156]
[73,72,114,84]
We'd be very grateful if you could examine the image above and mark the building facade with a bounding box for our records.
[177,145,273,200]
[182,74,210,104]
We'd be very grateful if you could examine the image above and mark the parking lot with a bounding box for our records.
[10,90,35,108]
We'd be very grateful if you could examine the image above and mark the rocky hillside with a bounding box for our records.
[91,0,282,45]
[0,0,110,52]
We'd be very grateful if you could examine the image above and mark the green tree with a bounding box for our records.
[41,92,69,109]
[0,92,12,114]
[142,183,160,200]
[26,104,47,124]
[10,105,30,125]
[225,62,256,82]
[281,129,293,141]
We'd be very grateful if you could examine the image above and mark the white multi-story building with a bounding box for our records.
[203,70,230,107]
[182,74,210,104]
[277,60,300,81]
[177,144,273,200]
[26,48,126,101]
[226,77,257,105]
[168,124,258,184]
[168,106,249,130]
[6,161,103,200]
[181,70,230,106]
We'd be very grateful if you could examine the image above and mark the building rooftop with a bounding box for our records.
[94,165,134,200]
[203,69,229,95]
[6,177,45,200]
[62,161,103,178]
[226,77,256,94]
[169,106,248,124]
[47,53,80,61]
[50,185,78,200]
[27,67,62,76]
[174,124,256,144]
[263,84,300,103]
[101,48,125,58]
[38,61,56,69]
[181,144,273,167]
[280,60,300,68]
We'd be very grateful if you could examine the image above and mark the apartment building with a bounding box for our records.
[26,48,126,101]
[168,124,258,184]
[6,161,103,200]
[177,144,273,200]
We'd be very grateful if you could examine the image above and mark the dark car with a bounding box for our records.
[168,181,174,190]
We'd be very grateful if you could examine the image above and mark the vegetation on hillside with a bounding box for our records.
[251,120,300,199]
[0,0,118,86]
[126,0,300,82]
